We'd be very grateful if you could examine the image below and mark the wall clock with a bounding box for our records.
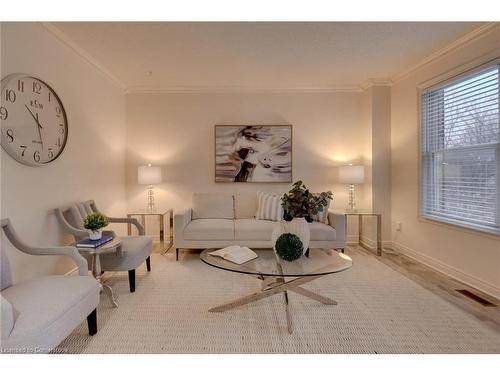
[0,74,68,166]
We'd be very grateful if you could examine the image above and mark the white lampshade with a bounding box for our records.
[138,164,162,185]
[339,165,365,184]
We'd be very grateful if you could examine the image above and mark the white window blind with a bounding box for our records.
[421,64,500,235]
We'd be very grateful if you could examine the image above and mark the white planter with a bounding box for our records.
[287,217,310,253]
[271,217,310,256]
[271,221,287,251]
[88,229,102,240]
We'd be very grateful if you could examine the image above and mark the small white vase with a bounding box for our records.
[88,229,102,240]
[286,217,310,255]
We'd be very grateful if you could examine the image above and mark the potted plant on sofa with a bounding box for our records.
[274,181,333,254]
[83,212,109,240]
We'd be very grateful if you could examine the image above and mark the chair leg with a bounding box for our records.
[146,256,151,272]
[128,269,136,293]
[176,248,179,261]
[87,309,97,336]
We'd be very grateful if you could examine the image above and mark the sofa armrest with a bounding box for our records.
[327,210,347,249]
[174,209,192,243]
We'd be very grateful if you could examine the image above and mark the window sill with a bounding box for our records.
[418,216,500,241]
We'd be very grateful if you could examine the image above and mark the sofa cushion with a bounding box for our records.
[1,294,15,339]
[2,275,98,338]
[99,235,153,271]
[234,193,258,219]
[234,219,277,241]
[184,219,234,240]
[309,221,336,241]
[192,193,234,219]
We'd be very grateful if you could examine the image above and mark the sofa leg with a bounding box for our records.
[128,269,136,293]
[146,256,151,272]
[87,309,97,336]
[176,248,179,261]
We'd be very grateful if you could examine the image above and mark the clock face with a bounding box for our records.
[0,74,68,166]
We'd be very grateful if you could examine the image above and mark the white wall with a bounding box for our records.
[390,26,500,298]
[1,23,126,285]
[125,92,372,238]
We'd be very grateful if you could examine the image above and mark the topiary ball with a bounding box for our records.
[275,233,304,261]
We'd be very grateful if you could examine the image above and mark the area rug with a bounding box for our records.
[56,248,500,353]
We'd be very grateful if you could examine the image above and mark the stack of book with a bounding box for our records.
[76,234,114,248]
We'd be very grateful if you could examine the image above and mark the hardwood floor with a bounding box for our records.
[349,245,500,333]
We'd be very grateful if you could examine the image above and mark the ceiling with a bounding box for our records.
[50,22,486,91]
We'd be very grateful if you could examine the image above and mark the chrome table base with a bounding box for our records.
[209,274,337,333]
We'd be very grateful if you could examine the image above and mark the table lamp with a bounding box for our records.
[138,164,162,213]
[339,164,364,213]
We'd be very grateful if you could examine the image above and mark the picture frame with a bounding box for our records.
[215,125,293,183]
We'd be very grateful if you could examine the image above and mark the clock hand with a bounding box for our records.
[25,104,38,122]
[25,105,44,150]
[35,113,44,151]
[35,113,44,129]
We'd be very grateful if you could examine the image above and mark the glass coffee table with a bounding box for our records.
[200,248,352,333]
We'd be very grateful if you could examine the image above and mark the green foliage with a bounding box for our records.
[275,233,304,261]
[281,180,333,222]
[83,213,109,232]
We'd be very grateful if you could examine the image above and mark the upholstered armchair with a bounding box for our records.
[55,200,153,293]
[0,218,99,354]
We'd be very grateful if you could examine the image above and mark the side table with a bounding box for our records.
[76,237,122,307]
[345,212,382,256]
[127,209,174,254]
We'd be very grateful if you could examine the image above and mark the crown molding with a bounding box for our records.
[360,78,393,90]
[391,22,500,83]
[125,85,363,94]
[40,22,126,90]
[39,22,498,94]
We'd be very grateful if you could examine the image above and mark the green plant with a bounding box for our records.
[275,233,304,261]
[281,180,333,222]
[83,213,109,232]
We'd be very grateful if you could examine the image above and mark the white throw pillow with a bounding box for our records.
[256,192,283,221]
[1,294,15,339]
[234,193,258,219]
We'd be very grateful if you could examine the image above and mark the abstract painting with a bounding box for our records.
[215,125,292,182]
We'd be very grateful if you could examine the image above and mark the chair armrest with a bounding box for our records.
[107,217,145,235]
[1,219,88,276]
[327,210,346,249]
[174,209,192,240]
[55,208,88,238]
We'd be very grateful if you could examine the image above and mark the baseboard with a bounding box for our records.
[392,241,500,300]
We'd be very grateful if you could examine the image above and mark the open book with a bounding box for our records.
[208,245,258,265]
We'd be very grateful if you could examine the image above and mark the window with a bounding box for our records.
[421,64,500,235]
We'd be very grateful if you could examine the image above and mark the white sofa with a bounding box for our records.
[174,193,346,260]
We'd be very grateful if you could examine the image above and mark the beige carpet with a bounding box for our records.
[56,248,500,354]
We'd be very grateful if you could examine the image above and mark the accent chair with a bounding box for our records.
[0,218,99,354]
[55,200,153,293]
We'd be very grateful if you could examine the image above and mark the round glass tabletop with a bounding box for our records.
[200,248,352,277]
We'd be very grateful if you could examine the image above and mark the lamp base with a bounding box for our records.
[147,185,156,213]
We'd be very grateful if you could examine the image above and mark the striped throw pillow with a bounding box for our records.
[311,198,331,224]
[256,192,284,221]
